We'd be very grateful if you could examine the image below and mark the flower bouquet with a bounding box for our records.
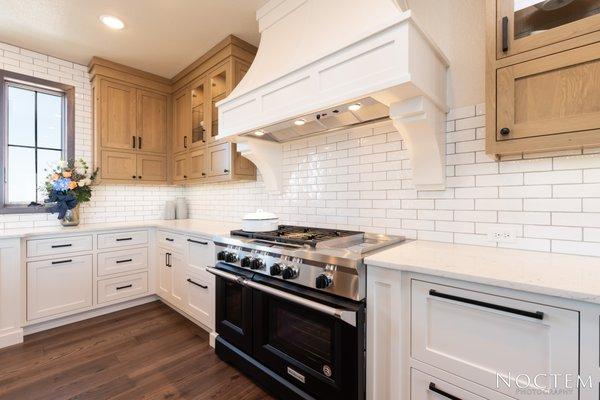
[43,158,98,226]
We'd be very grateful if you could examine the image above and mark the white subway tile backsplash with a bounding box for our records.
[523,199,582,212]
[553,154,600,170]
[524,170,582,185]
[553,183,600,198]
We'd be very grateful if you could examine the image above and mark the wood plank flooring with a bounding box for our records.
[0,301,274,400]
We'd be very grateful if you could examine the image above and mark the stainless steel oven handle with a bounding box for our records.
[206,267,246,284]
[244,279,357,327]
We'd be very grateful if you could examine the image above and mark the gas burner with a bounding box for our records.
[230,225,363,247]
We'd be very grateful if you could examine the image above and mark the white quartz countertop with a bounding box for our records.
[365,240,600,304]
[0,219,240,239]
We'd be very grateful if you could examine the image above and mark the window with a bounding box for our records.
[0,70,74,213]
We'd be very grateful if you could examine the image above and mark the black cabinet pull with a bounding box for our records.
[187,239,208,245]
[116,237,133,242]
[223,169,229,173]
[184,136,188,148]
[166,252,172,267]
[116,284,133,290]
[429,383,462,400]
[51,243,72,248]
[499,127,510,136]
[138,136,142,149]
[201,172,206,176]
[183,175,187,179]
[429,289,544,320]
[138,176,142,179]
[501,16,509,52]
[52,259,72,265]
[132,175,137,179]
[165,238,174,242]
[187,278,208,289]
[116,258,133,264]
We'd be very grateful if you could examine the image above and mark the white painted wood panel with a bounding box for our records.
[157,230,185,252]
[97,272,148,304]
[157,247,172,299]
[27,255,93,320]
[411,279,579,400]
[186,236,214,277]
[97,230,148,249]
[184,270,214,330]
[97,247,148,276]
[26,235,93,258]
[0,239,22,348]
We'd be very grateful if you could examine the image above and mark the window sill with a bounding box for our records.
[0,205,51,214]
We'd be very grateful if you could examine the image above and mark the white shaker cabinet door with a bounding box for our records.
[27,255,93,321]
[0,239,22,348]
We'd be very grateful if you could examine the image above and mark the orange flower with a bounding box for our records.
[51,173,59,181]
[68,181,78,190]
[63,171,72,178]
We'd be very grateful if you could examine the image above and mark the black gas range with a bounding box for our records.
[207,225,404,400]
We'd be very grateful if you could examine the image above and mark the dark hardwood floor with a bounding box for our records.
[0,301,274,400]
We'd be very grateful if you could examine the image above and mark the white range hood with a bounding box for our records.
[217,0,449,192]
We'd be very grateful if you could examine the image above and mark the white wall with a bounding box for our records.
[407,0,486,107]
[0,41,183,228]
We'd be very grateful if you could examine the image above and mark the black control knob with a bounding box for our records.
[315,274,333,289]
[217,251,228,261]
[241,256,253,268]
[250,258,265,270]
[282,266,299,280]
[224,252,238,263]
[270,263,283,276]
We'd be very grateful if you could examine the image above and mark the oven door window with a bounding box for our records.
[215,276,253,354]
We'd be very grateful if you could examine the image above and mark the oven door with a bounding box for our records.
[249,278,365,400]
[212,263,254,355]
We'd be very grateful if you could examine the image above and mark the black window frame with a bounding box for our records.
[0,69,75,214]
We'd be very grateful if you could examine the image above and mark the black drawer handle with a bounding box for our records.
[429,383,462,400]
[52,259,72,265]
[187,278,208,289]
[51,243,72,248]
[429,289,544,320]
[165,238,174,242]
[116,259,133,264]
[116,237,133,241]
[187,239,208,245]
[138,136,142,149]
[501,16,508,52]
[116,284,133,290]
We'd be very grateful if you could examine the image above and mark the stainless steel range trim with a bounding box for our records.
[206,266,357,327]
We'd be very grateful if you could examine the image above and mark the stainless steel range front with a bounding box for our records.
[207,225,404,400]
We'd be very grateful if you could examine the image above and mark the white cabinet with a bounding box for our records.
[411,279,579,400]
[186,236,214,277]
[26,235,93,257]
[170,251,185,306]
[97,247,148,276]
[157,246,184,308]
[157,247,172,298]
[97,230,148,249]
[27,255,93,320]
[184,270,214,330]
[0,238,22,348]
[157,230,185,251]
[410,369,515,400]
[97,272,148,304]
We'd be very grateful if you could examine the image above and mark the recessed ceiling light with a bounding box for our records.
[99,15,125,30]
[348,103,362,111]
[294,119,306,126]
[254,130,265,136]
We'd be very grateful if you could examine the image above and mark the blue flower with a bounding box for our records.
[53,178,71,192]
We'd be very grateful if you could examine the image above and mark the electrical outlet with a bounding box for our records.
[487,227,517,243]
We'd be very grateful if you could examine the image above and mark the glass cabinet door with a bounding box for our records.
[497,0,600,58]
[190,80,206,148]
[206,65,229,143]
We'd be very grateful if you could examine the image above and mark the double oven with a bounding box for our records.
[208,261,365,400]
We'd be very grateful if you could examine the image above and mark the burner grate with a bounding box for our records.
[231,225,363,247]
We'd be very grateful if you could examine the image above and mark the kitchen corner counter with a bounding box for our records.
[365,240,600,304]
[0,219,241,240]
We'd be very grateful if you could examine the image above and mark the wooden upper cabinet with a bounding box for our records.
[486,0,600,156]
[188,148,206,179]
[173,153,188,182]
[190,78,207,149]
[495,0,600,59]
[101,151,137,181]
[137,154,167,182]
[100,80,137,151]
[137,90,167,154]
[173,88,191,154]
[206,64,229,144]
[206,142,231,177]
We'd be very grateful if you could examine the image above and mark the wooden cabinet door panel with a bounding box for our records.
[233,144,255,177]
[138,90,167,154]
[137,154,166,182]
[188,148,206,179]
[100,80,137,150]
[206,63,230,144]
[173,153,188,182]
[206,142,231,177]
[497,42,600,142]
[173,88,191,154]
[101,151,137,181]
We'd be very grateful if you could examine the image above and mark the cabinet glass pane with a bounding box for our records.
[191,83,205,144]
[210,71,227,138]
[37,92,63,149]
[513,0,600,40]
[8,86,35,146]
[7,147,36,204]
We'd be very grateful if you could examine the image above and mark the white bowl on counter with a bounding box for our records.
[242,209,279,232]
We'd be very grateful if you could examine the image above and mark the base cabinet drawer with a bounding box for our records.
[411,369,515,400]
[27,235,93,257]
[157,231,184,251]
[411,279,579,400]
[184,270,214,329]
[97,272,148,304]
[27,255,93,320]
[97,230,148,249]
[97,247,148,276]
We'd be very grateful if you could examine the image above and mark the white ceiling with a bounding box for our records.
[0,0,267,78]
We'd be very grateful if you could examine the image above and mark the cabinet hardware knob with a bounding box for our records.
[183,175,188,179]
[224,169,229,173]
[138,176,142,179]
[201,172,206,176]
[184,136,188,148]
[132,175,136,179]
[499,127,510,136]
